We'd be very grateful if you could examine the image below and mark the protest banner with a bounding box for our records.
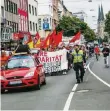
[37,49,68,73]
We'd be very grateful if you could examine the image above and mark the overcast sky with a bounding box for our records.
[63,0,110,30]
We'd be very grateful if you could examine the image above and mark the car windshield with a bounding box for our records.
[5,56,35,69]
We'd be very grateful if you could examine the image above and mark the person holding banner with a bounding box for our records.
[72,45,86,83]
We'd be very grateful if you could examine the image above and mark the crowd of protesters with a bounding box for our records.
[1,42,110,70]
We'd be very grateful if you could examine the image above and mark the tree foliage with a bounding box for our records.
[105,11,110,36]
[56,16,96,41]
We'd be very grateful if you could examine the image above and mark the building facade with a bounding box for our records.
[52,0,58,29]
[37,0,53,38]
[38,15,52,38]
[0,0,5,25]
[37,0,71,38]
[58,0,73,19]
[18,0,28,33]
[58,0,64,19]
[1,0,19,43]
[28,0,38,36]
[1,0,5,40]
[73,11,88,22]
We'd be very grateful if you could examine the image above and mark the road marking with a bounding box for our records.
[63,84,78,111]
[63,63,90,111]
[72,84,78,92]
[87,62,110,88]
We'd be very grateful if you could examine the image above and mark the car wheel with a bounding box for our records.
[1,89,5,94]
[42,78,46,85]
[35,76,40,90]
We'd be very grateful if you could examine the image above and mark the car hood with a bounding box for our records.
[1,67,36,78]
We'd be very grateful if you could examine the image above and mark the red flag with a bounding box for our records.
[41,34,51,48]
[49,30,56,46]
[35,32,40,40]
[49,30,63,47]
[54,31,62,46]
[69,32,81,43]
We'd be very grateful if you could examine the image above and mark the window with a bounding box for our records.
[33,22,35,31]
[9,1,11,12]
[14,23,16,32]
[32,6,34,15]
[35,8,37,16]
[8,0,10,11]
[13,23,15,32]
[11,22,14,32]
[50,18,51,25]
[10,2,13,13]
[15,4,17,14]
[29,4,31,13]
[9,21,11,26]
[6,58,35,69]
[13,3,15,13]
[8,21,10,25]
[5,0,8,11]
[30,21,32,31]
[1,6,4,17]
[13,4,17,14]
[36,23,37,31]
[16,23,18,32]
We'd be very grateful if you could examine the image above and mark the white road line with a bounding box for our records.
[63,63,90,111]
[87,63,110,88]
[63,84,78,111]
[72,84,78,92]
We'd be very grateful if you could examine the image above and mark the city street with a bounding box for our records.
[1,56,110,110]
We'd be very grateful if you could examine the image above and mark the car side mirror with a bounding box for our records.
[37,64,43,68]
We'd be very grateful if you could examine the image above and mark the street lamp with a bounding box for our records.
[88,0,92,2]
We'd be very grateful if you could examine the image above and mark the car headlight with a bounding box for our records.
[24,72,34,78]
[0,76,5,80]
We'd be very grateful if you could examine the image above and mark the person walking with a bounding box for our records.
[102,44,110,68]
[1,51,9,67]
[94,44,100,61]
[72,45,86,83]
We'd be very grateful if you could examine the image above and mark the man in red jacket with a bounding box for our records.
[94,44,100,61]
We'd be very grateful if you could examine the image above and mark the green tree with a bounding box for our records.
[56,16,96,41]
[105,11,110,36]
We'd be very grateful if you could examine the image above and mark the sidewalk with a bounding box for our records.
[69,56,110,110]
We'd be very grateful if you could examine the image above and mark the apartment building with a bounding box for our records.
[1,0,19,43]
[28,0,38,36]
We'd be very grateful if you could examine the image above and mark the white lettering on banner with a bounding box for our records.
[37,49,68,73]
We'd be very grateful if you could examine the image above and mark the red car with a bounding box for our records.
[1,54,46,93]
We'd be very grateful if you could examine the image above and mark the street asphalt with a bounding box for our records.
[1,56,110,110]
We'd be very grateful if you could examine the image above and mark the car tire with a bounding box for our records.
[42,78,46,85]
[35,76,40,90]
[1,89,5,94]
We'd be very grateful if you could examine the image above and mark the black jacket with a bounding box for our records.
[102,48,110,57]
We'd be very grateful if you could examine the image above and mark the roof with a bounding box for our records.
[98,4,104,22]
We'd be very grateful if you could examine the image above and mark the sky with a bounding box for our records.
[63,0,110,31]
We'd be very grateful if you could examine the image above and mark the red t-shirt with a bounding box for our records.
[94,47,100,54]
